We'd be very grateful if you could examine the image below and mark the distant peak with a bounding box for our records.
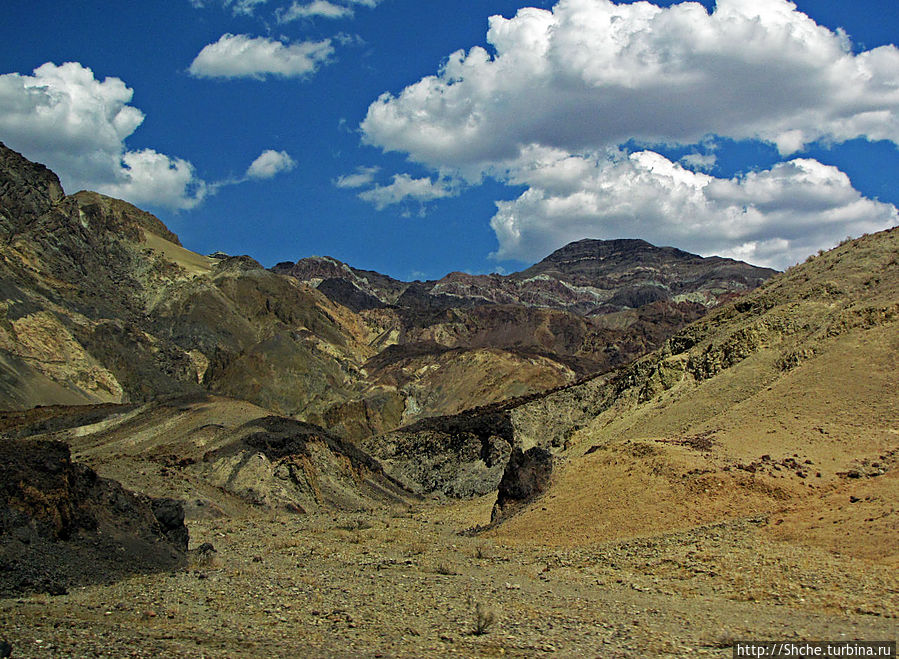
[541,238,675,263]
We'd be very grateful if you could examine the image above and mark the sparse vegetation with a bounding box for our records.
[405,540,428,556]
[472,602,496,636]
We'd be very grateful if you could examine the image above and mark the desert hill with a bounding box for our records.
[0,142,773,440]
[479,226,898,565]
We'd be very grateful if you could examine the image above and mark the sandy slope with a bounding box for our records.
[486,229,898,577]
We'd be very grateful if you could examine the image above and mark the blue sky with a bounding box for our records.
[1,0,897,279]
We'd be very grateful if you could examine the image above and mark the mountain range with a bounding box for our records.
[1,142,896,654]
[0,141,774,441]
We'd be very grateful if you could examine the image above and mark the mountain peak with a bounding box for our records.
[538,238,693,266]
[513,237,776,292]
[0,142,65,239]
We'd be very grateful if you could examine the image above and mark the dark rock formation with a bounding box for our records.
[491,446,554,523]
[0,439,188,595]
[362,407,516,498]
[316,277,387,312]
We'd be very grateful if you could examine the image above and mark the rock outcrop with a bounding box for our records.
[490,446,554,523]
[361,406,515,497]
[0,439,188,595]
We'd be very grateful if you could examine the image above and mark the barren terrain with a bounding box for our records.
[2,498,898,658]
[1,145,897,657]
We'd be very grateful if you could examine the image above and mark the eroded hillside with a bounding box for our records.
[0,143,774,438]
[483,227,898,563]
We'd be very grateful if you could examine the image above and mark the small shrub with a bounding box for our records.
[338,518,372,531]
[472,602,496,635]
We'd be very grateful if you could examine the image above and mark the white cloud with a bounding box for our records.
[490,149,897,269]
[190,0,268,15]
[360,0,899,265]
[680,152,717,172]
[277,0,382,22]
[188,34,334,79]
[0,62,205,210]
[246,149,296,179]
[98,150,208,210]
[334,166,379,188]
[357,174,455,211]
[278,1,353,21]
[362,0,899,165]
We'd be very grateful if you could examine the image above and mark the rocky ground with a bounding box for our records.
[1,500,895,658]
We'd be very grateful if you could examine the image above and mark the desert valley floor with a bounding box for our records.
[2,499,897,658]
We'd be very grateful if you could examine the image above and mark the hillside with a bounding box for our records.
[481,227,897,566]
[0,142,774,439]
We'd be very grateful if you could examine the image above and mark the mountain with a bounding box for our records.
[480,226,898,563]
[278,238,774,315]
[349,225,897,574]
[0,143,376,420]
[0,142,774,440]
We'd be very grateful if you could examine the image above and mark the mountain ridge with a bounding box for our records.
[276,236,776,317]
[0,141,775,437]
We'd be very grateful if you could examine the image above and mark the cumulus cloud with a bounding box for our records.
[189,34,334,79]
[246,149,296,179]
[334,166,379,188]
[357,174,455,210]
[98,150,208,209]
[363,0,899,165]
[360,0,899,264]
[491,149,897,269]
[0,62,205,210]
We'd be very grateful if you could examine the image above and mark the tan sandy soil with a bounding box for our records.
[0,502,896,658]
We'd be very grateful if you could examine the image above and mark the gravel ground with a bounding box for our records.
[1,504,896,658]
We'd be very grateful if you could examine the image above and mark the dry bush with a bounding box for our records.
[472,602,496,635]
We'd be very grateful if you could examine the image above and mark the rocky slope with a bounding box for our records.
[274,240,773,435]
[0,395,413,519]
[0,142,774,439]
[0,143,374,420]
[357,226,899,538]
[0,438,188,596]
[484,227,898,560]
